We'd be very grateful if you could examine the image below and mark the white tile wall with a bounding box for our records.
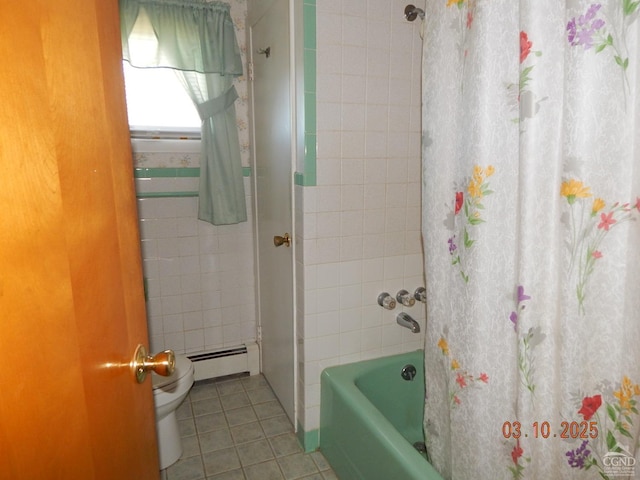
[295,1,426,434]
[137,177,256,355]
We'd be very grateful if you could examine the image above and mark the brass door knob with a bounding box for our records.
[131,344,176,383]
[273,233,291,247]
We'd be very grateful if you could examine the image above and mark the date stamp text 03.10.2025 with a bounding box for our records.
[502,420,598,440]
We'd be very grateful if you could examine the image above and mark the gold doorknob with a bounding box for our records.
[131,344,176,384]
[273,233,291,247]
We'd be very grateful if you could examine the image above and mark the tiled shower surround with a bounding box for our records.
[134,0,425,451]
[294,0,425,445]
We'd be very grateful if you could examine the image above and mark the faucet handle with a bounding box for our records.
[396,289,415,307]
[377,292,396,310]
[414,287,426,303]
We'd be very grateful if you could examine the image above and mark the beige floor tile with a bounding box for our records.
[180,435,201,458]
[194,412,228,434]
[220,391,251,411]
[309,451,330,471]
[253,401,285,420]
[243,460,284,480]
[189,382,219,402]
[268,433,303,457]
[277,453,319,480]
[198,428,234,454]
[166,455,205,480]
[202,447,241,477]
[216,379,246,396]
[241,375,269,391]
[206,469,246,480]
[246,386,277,405]
[224,406,257,427]
[161,375,339,480]
[192,397,223,416]
[260,415,293,437]
[230,421,265,444]
[236,439,274,467]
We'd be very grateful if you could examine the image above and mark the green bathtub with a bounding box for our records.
[320,350,443,480]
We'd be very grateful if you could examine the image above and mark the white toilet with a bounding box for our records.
[152,354,195,470]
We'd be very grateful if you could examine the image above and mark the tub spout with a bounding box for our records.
[396,312,420,333]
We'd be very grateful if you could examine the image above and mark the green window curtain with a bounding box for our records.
[120,0,246,225]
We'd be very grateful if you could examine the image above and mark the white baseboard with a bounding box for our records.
[188,342,260,381]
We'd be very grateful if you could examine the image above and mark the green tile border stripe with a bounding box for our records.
[303,2,316,51]
[134,167,251,178]
[296,421,319,453]
[134,167,199,178]
[298,1,317,187]
[136,191,199,199]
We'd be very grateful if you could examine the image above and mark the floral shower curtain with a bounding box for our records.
[422,1,640,479]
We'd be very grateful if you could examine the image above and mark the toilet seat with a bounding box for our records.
[152,354,193,390]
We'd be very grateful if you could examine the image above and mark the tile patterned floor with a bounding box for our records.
[161,374,338,480]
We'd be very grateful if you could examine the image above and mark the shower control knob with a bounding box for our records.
[377,292,396,310]
[396,289,416,307]
[414,287,426,303]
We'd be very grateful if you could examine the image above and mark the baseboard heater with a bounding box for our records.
[187,342,260,381]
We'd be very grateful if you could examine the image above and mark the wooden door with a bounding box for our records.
[0,1,159,479]
[250,0,296,423]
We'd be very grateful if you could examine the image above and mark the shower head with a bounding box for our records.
[404,4,425,22]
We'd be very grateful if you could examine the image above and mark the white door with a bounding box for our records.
[250,0,295,423]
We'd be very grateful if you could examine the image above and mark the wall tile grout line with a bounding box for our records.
[161,374,338,480]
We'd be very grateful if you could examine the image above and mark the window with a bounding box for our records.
[122,62,201,133]
[121,10,201,152]
[123,63,201,153]
[120,0,246,225]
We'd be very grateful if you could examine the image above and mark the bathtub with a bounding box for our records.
[319,350,443,480]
